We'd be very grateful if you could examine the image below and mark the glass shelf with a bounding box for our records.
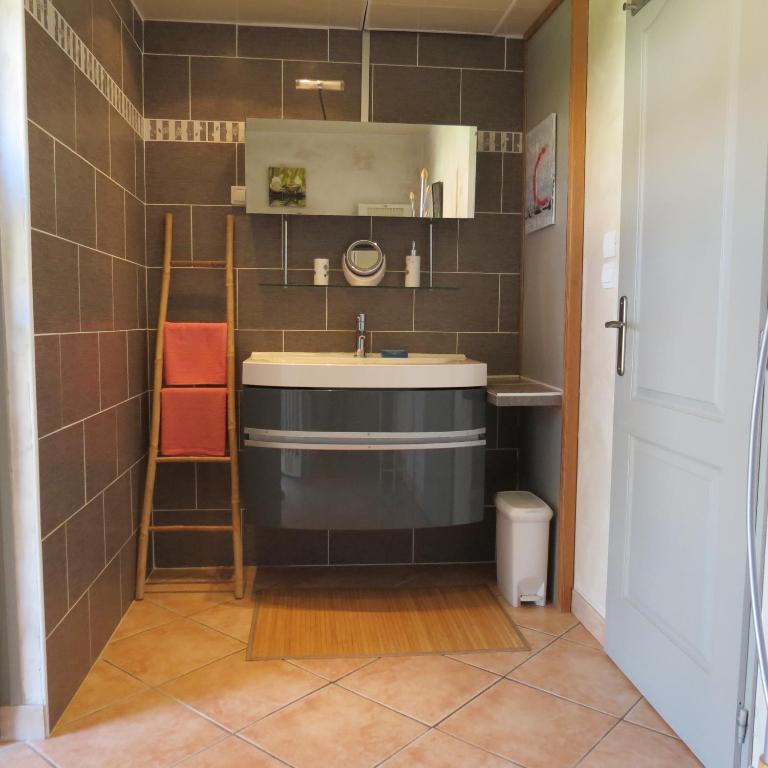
[258,283,457,290]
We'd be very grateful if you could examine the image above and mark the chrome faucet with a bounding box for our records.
[354,313,366,357]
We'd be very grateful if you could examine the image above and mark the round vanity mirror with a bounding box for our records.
[342,240,386,286]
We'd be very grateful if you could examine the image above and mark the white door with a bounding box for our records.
[604,0,768,765]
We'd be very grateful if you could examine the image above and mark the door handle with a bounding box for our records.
[605,296,628,376]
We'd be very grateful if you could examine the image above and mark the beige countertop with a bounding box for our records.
[486,376,563,407]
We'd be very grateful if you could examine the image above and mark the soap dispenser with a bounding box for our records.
[405,241,421,288]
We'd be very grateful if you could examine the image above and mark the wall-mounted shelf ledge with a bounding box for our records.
[258,283,457,290]
[487,376,563,407]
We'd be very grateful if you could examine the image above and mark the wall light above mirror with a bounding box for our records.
[245,118,477,218]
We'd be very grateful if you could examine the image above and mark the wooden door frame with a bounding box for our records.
[524,0,589,612]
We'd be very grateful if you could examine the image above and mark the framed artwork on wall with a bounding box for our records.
[268,166,307,207]
[524,113,556,233]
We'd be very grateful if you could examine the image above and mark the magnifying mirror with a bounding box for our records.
[342,240,386,286]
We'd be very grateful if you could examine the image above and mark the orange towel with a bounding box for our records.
[161,388,226,456]
[164,322,227,385]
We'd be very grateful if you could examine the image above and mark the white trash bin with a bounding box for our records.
[495,491,553,607]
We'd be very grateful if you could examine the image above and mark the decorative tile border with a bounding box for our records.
[25,0,143,137]
[477,130,523,154]
[143,120,523,154]
[145,119,245,143]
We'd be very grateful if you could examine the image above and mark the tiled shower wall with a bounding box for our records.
[144,24,523,568]
[25,0,148,724]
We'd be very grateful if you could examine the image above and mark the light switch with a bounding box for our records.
[230,186,246,207]
[602,230,617,260]
[601,260,618,289]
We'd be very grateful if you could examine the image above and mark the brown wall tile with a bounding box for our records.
[372,65,460,125]
[196,463,230,509]
[99,331,128,407]
[125,193,146,265]
[46,595,91,725]
[191,57,281,121]
[122,24,143,108]
[79,247,114,331]
[147,266,226,325]
[370,217,430,272]
[329,29,361,63]
[283,330,359,353]
[461,70,523,131]
[506,39,524,70]
[327,284,413,332]
[85,408,118,498]
[113,258,139,330]
[419,33,505,69]
[146,142,235,204]
[135,135,145,202]
[109,108,136,193]
[144,54,190,118]
[370,331,457,354]
[283,61,361,121]
[415,273,499,332]
[458,214,521,273]
[60,332,100,423]
[88,556,122,657]
[42,526,68,631]
[145,21,236,56]
[458,333,519,375]
[104,471,133,559]
[32,231,80,334]
[75,71,110,175]
[132,8,143,49]
[430,219,459,272]
[153,509,232,567]
[237,271,325,330]
[67,496,106,603]
[154,463,195,509]
[370,32,417,65]
[119,532,138,612]
[56,0,93,48]
[502,153,523,213]
[127,330,148,396]
[35,335,63,436]
[146,205,191,265]
[237,26,328,60]
[96,174,126,257]
[116,396,144,471]
[92,0,124,86]
[499,274,521,332]
[55,143,96,247]
[25,16,75,148]
[28,123,56,232]
[39,423,85,537]
[288,215,370,267]
[474,153,503,214]
[414,510,495,563]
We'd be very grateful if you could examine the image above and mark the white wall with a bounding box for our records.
[520,0,571,530]
[0,0,48,740]
[572,0,626,620]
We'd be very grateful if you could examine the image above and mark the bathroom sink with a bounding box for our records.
[242,352,487,389]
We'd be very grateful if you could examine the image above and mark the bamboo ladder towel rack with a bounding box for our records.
[135,212,244,599]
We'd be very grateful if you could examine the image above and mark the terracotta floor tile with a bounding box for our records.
[288,656,377,681]
[380,729,514,767]
[579,722,702,767]
[510,639,639,717]
[562,624,602,649]
[110,601,177,642]
[57,660,147,727]
[174,736,286,767]
[103,618,243,686]
[144,591,232,617]
[340,655,497,725]
[34,689,225,768]
[624,698,677,737]
[449,627,555,675]
[240,685,426,768]
[502,604,579,636]
[440,679,615,768]
[0,744,53,767]
[192,600,254,643]
[162,651,326,731]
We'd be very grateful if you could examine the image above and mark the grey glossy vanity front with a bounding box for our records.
[241,387,486,530]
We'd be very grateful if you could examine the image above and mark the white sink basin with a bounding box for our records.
[242,352,487,389]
